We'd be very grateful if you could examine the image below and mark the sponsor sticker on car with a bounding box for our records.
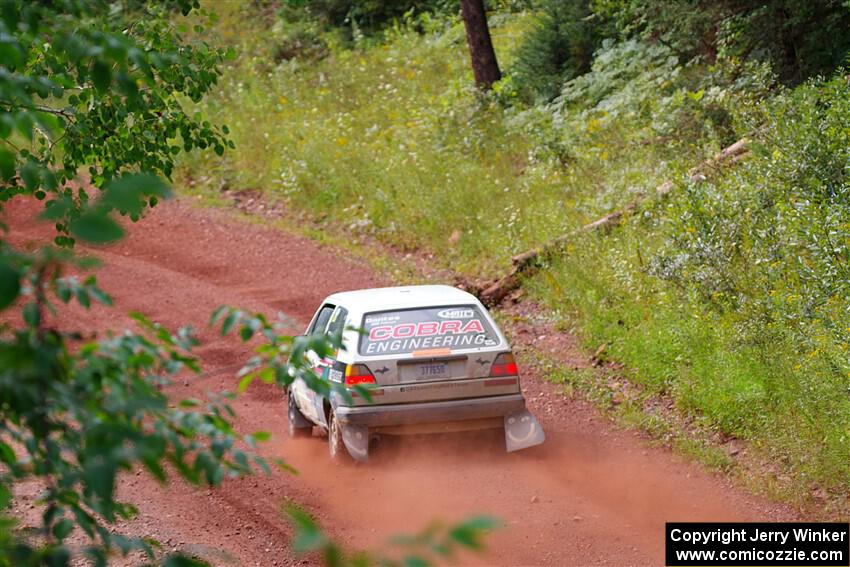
[360,305,499,355]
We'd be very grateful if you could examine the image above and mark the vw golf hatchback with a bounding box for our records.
[287,285,545,461]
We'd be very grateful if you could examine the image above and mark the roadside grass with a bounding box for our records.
[180,3,850,511]
[517,349,740,472]
[513,346,823,511]
[524,222,850,509]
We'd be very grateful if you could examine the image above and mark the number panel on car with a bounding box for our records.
[398,358,466,383]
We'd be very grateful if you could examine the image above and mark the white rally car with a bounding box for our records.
[287,285,545,461]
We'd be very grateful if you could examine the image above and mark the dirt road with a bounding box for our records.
[6,198,799,566]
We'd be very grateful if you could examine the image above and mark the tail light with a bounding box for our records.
[489,352,518,377]
[344,364,376,386]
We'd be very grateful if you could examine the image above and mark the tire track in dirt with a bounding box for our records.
[5,198,800,566]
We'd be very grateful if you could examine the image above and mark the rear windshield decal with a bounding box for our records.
[359,305,498,355]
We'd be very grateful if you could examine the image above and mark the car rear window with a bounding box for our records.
[359,305,499,356]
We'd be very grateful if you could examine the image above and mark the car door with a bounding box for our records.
[294,303,335,422]
[313,305,349,427]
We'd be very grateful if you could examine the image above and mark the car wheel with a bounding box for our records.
[327,411,349,462]
[287,393,311,438]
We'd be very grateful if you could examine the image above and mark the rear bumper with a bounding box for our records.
[335,394,526,428]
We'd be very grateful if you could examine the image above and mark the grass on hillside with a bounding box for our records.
[181,8,694,278]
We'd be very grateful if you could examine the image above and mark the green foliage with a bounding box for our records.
[590,0,724,61]
[510,0,605,102]
[507,0,850,104]
[652,74,850,341]
[0,236,379,565]
[0,0,232,247]
[593,0,850,84]
[0,246,282,565]
[556,39,679,110]
[541,38,773,157]
[1,1,273,563]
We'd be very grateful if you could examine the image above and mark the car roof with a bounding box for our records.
[325,285,481,313]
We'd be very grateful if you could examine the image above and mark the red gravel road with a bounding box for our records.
[5,198,799,566]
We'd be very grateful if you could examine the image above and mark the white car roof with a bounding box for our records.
[320,285,506,361]
[325,285,480,313]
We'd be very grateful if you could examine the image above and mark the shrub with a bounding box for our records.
[593,0,850,84]
[654,73,850,345]
[510,0,607,102]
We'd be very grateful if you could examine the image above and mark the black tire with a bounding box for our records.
[327,411,349,462]
[287,393,311,438]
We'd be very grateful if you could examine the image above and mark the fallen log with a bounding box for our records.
[478,138,751,306]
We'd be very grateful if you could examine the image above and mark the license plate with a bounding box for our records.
[414,362,449,380]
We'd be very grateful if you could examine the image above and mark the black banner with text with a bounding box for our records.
[666,522,849,566]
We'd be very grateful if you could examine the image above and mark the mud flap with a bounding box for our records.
[340,423,370,462]
[504,409,545,452]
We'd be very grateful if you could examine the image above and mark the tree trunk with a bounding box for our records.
[460,0,501,89]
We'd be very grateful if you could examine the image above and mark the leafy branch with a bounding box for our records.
[0,0,233,247]
[0,243,297,565]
